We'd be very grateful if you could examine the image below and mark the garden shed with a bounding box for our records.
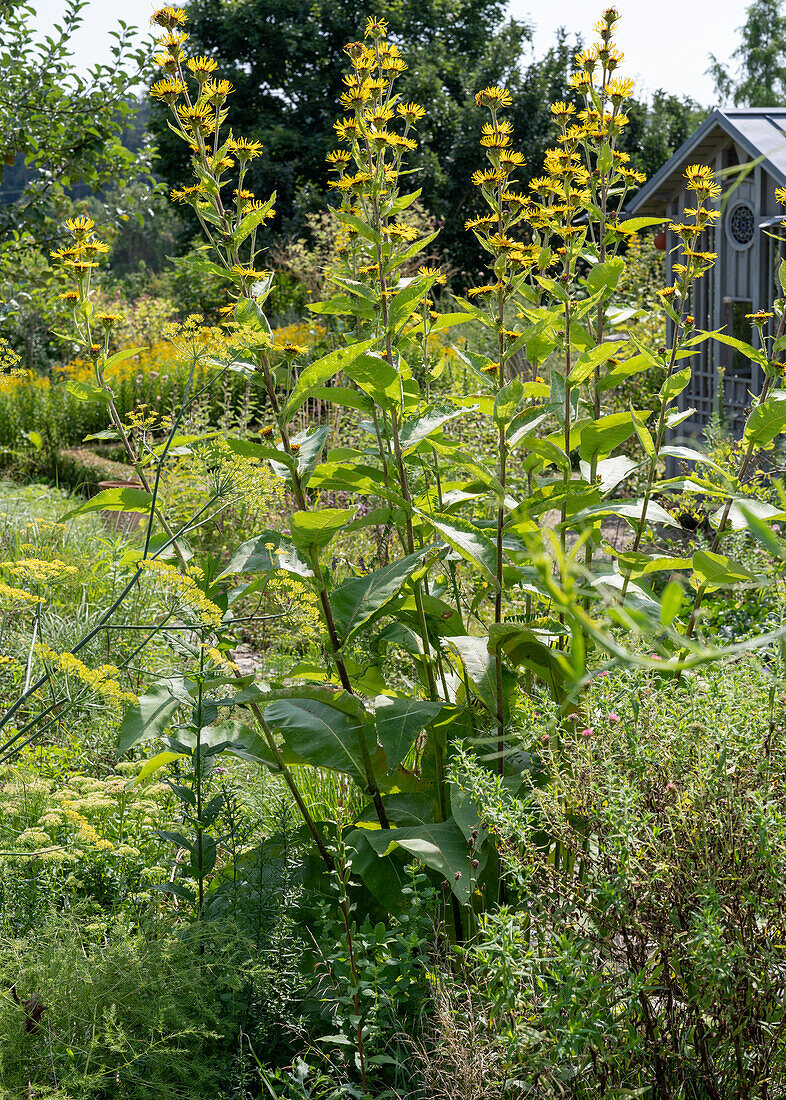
[627,108,786,432]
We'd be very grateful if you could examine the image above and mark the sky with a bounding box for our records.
[30,0,751,106]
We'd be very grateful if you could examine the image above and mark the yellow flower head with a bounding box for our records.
[364,16,389,39]
[187,55,219,79]
[151,5,187,28]
[776,186,786,206]
[499,150,526,170]
[418,266,447,285]
[387,222,418,241]
[575,47,599,71]
[334,116,362,141]
[202,78,233,103]
[340,85,372,110]
[568,71,592,91]
[151,78,186,102]
[344,40,368,62]
[472,167,506,187]
[176,102,213,126]
[467,282,502,298]
[158,29,189,52]
[154,52,178,72]
[607,76,635,101]
[475,85,513,110]
[228,137,264,161]
[381,56,407,73]
[481,129,512,149]
[170,183,207,203]
[550,101,576,121]
[397,102,426,124]
[64,215,95,238]
[326,149,352,168]
[231,265,273,283]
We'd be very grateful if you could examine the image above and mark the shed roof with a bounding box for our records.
[627,108,786,214]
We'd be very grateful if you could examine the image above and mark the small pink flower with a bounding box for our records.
[608,712,620,723]
[649,652,662,660]
[580,727,593,738]
[596,671,608,678]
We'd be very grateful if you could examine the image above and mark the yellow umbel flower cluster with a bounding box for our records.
[60,801,114,850]
[0,582,44,607]
[0,558,77,583]
[34,644,137,705]
[140,559,224,629]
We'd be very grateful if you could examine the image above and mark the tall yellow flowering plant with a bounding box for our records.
[8,4,786,951]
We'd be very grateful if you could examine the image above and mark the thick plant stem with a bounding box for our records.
[239,686,335,874]
[494,274,507,773]
[376,255,440,703]
[255,349,390,830]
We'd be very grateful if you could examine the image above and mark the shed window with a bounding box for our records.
[728,202,755,246]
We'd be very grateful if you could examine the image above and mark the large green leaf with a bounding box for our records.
[492,379,523,425]
[448,635,515,718]
[387,278,430,331]
[309,462,407,507]
[418,510,498,585]
[264,697,369,786]
[399,405,465,451]
[217,531,312,580]
[586,257,624,295]
[568,341,624,385]
[234,193,276,244]
[744,393,786,448]
[119,682,183,754]
[344,352,401,407]
[269,425,329,486]
[692,550,754,592]
[61,486,152,522]
[713,332,769,369]
[597,353,652,392]
[336,209,381,244]
[330,547,431,645]
[710,497,786,531]
[374,695,443,774]
[659,366,691,404]
[284,338,375,420]
[578,411,651,462]
[572,498,679,529]
[349,817,483,904]
[289,508,354,553]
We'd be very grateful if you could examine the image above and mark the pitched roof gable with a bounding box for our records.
[628,108,786,214]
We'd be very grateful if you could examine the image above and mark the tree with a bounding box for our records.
[152,0,560,278]
[708,0,786,105]
[0,1,157,366]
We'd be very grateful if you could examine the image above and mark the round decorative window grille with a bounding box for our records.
[728,202,755,246]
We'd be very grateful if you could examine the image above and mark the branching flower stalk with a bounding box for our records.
[620,165,721,598]
[565,9,644,577]
[465,85,538,768]
[50,215,191,570]
[150,6,392,829]
[328,20,441,705]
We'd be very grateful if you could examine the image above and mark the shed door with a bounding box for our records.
[722,296,753,427]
